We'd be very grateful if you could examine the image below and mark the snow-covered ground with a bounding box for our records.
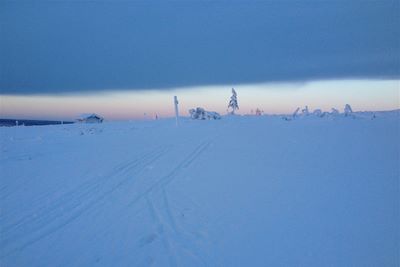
[1,112,399,266]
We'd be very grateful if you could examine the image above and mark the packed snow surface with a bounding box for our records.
[1,113,399,266]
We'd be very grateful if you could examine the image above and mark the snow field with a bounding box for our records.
[1,114,399,266]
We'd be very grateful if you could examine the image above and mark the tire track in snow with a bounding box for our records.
[1,146,170,258]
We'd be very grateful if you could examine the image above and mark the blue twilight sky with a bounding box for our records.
[0,0,399,119]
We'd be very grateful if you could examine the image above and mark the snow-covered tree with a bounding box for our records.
[344,104,353,116]
[228,88,239,114]
[302,105,309,116]
[292,107,300,118]
[313,109,322,117]
[189,107,221,120]
[331,108,339,115]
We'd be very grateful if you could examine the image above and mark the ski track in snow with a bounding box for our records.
[1,132,214,264]
[138,140,212,266]
[146,195,178,267]
[161,188,208,266]
[1,145,170,258]
[127,139,211,207]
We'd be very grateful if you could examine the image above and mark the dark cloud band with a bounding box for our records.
[1,0,399,94]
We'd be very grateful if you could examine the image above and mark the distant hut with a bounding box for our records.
[77,113,104,123]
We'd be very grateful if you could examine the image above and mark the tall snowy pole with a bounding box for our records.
[174,96,179,126]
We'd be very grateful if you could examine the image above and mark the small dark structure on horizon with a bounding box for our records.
[77,114,104,123]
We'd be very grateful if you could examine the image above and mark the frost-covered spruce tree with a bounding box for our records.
[313,109,322,117]
[292,107,300,118]
[344,104,353,116]
[302,105,309,116]
[228,88,239,114]
[331,108,339,115]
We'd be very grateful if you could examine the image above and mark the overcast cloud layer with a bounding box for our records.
[1,0,399,94]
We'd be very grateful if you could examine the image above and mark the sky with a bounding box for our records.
[0,0,399,120]
[1,80,399,120]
